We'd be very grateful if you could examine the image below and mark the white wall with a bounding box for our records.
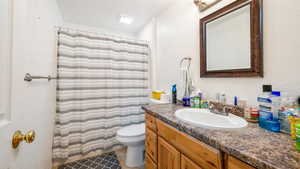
[9,0,63,168]
[63,23,137,38]
[137,18,158,90]
[138,0,300,106]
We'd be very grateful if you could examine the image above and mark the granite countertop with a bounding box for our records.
[142,104,300,169]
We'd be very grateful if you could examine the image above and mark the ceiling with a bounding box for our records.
[57,0,179,35]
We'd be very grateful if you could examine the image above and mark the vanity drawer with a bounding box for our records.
[145,154,157,169]
[146,127,157,162]
[146,113,157,131]
[157,120,222,169]
[227,155,256,169]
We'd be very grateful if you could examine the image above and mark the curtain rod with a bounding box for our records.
[53,26,149,44]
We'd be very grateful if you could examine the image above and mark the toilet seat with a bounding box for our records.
[117,123,145,137]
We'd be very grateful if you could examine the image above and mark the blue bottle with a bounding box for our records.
[172,85,177,104]
[258,90,281,132]
[182,97,191,107]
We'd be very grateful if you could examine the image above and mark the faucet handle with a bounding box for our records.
[223,106,231,115]
[208,104,215,110]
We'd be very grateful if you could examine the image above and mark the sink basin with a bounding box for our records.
[175,108,248,130]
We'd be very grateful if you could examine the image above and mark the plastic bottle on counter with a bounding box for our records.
[190,90,202,108]
[296,123,300,151]
[172,85,177,104]
[279,97,295,134]
[270,91,281,119]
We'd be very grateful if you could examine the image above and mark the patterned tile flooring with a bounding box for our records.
[58,152,121,169]
[56,148,143,169]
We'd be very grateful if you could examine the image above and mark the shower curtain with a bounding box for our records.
[53,28,149,163]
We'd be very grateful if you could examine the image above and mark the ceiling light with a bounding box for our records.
[119,15,134,25]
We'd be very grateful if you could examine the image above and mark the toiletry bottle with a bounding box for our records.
[194,96,201,108]
[234,96,238,106]
[215,93,221,102]
[297,97,300,116]
[258,85,272,121]
[182,83,191,106]
[279,97,294,133]
[295,98,300,152]
[182,97,191,107]
[250,108,259,122]
[296,123,300,151]
[201,100,209,109]
[258,85,273,130]
[244,107,252,121]
[271,91,281,119]
[172,85,177,104]
[268,91,281,132]
[238,99,247,108]
[220,93,226,104]
[259,90,281,132]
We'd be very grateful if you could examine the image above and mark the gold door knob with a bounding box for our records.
[12,130,36,149]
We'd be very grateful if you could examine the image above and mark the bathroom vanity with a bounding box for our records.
[143,104,300,169]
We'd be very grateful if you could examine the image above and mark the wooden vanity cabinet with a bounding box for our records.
[146,127,157,162]
[156,120,222,169]
[145,113,158,169]
[158,137,180,169]
[146,113,157,131]
[226,155,256,169]
[181,155,204,169]
[145,112,256,169]
[145,154,157,169]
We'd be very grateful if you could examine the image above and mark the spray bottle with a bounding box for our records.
[172,85,177,104]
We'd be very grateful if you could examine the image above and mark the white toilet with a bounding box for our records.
[116,123,145,167]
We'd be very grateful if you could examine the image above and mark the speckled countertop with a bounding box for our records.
[142,104,300,169]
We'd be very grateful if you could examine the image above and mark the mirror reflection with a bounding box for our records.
[206,5,251,71]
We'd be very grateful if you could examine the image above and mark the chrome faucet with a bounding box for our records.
[209,104,229,116]
[222,106,230,116]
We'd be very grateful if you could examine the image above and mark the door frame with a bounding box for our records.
[0,0,13,125]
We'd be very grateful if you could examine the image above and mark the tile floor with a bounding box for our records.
[55,148,144,169]
[58,152,121,169]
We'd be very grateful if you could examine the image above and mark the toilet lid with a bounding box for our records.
[117,123,145,137]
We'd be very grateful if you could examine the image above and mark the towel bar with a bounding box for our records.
[24,73,57,82]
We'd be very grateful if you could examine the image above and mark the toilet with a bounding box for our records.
[116,123,145,167]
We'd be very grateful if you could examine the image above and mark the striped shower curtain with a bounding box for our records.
[53,28,150,163]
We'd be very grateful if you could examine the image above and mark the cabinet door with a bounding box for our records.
[146,127,157,162]
[146,113,157,131]
[227,155,256,169]
[181,155,204,169]
[157,120,222,169]
[158,137,180,169]
[146,154,157,169]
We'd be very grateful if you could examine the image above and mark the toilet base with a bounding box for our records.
[125,144,145,167]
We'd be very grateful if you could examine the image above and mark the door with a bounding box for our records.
[0,0,14,168]
[145,154,157,169]
[146,127,157,162]
[181,155,203,169]
[227,155,256,169]
[157,137,180,169]
[0,0,59,168]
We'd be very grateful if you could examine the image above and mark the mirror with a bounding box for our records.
[200,0,263,77]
